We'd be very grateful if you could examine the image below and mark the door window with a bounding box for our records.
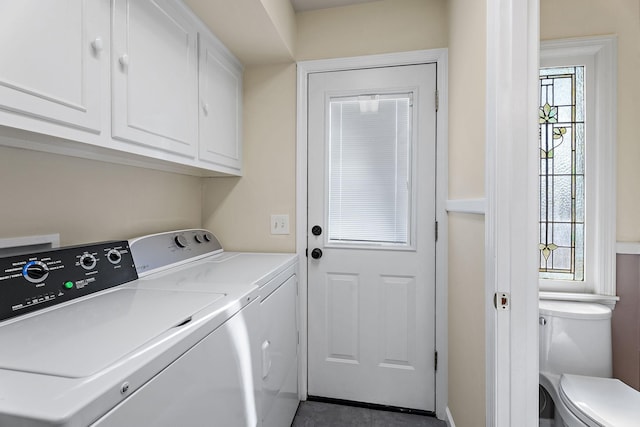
[327,93,414,247]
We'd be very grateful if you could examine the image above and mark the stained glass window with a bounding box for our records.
[538,66,585,281]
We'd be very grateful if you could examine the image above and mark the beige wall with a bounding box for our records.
[201,1,487,424]
[261,0,297,57]
[296,0,448,61]
[447,0,487,426]
[202,63,297,252]
[203,0,449,253]
[540,0,640,241]
[447,213,486,425]
[0,1,486,423]
[0,145,201,246]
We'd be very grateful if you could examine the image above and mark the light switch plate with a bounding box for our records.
[271,214,290,235]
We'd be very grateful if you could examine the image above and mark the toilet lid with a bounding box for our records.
[560,374,640,427]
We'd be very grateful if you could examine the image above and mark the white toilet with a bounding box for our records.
[539,300,640,426]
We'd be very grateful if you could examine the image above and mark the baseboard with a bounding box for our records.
[445,406,456,427]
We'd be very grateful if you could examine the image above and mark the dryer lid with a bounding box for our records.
[0,288,225,378]
[560,374,640,427]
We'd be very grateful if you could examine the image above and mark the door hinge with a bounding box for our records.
[435,221,439,242]
[434,351,438,371]
[305,248,308,258]
[435,89,439,112]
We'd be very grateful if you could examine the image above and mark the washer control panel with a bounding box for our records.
[129,229,222,277]
[0,241,137,322]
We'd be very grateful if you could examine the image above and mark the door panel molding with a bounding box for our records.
[326,273,360,362]
[296,49,448,419]
[378,275,416,367]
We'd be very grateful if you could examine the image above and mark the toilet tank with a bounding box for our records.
[539,300,612,378]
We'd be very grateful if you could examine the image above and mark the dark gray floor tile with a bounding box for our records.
[291,401,446,427]
[371,409,446,427]
[292,401,372,426]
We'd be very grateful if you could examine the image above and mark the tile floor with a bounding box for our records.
[291,401,447,427]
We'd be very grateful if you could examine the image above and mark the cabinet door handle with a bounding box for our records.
[119,54,129,68]
[91,37,103,53]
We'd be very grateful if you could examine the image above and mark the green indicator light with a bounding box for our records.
[64,281,74,290]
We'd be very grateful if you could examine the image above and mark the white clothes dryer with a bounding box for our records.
[0,229,298,427]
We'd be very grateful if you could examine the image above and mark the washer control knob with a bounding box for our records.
[80,253,97,270]
[107,249,122,265]
[174,235,189,248]
[203,233,212,242]
[23,261,50,283]
[194,234,205,244]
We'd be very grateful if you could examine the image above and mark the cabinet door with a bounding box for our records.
[198,33,242,174]
[112,0,197,158]
[0,0,105,132]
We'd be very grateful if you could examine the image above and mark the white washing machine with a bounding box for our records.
[0,229,299,427]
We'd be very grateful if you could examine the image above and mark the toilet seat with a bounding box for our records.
[560,374,640,427]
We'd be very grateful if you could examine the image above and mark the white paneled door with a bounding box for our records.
[307,64,438,411]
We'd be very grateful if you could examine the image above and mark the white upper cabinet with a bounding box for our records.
[0,0,242,176]
[112,0,198,159]
[0,0,106,132]
[198,33,243,175]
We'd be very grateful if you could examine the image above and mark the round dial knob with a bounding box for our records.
[80,253,97,270]
[22,261,50,283]
[107,249,122,265]
[203,233,212,242]
[194,234,205,244]
[174,235,189,248]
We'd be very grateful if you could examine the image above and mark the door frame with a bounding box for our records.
[296,49,449,419]
[485,0,540,425]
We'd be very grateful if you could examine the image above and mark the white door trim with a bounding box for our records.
[485,1,540,426]
[296,49,449,419]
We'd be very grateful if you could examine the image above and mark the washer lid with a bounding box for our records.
[539,300,611,320]
[0,288,225,378]
[137,252,297,292]
[560,374,640,427]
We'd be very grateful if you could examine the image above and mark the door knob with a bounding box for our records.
[312,225,322,236]
[311,248,323,259]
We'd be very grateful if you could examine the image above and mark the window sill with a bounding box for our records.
[539,291,619,310]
